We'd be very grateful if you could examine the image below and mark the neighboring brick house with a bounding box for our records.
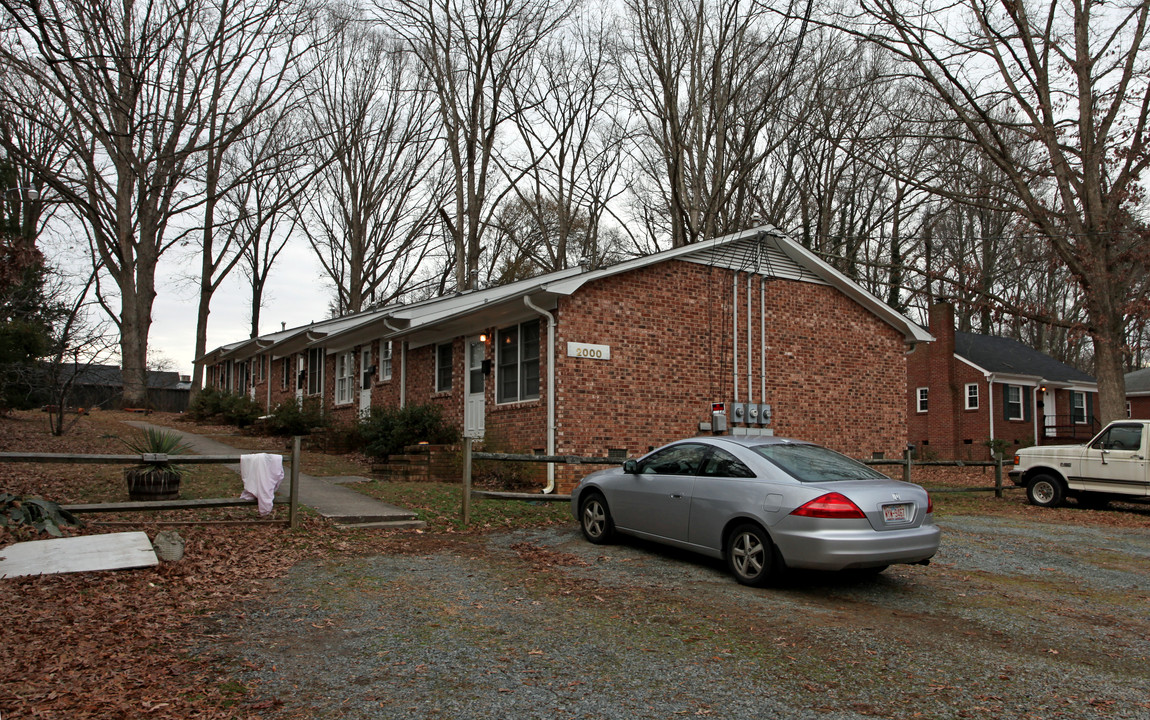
[1124,368,1150,418]
[198,227,932,492]
[907,302,1098,460]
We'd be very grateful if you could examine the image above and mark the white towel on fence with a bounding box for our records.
[240,453,284,516]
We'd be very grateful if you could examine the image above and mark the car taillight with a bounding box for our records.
[926,493,933,514]
[791,492,866,519]
[1013,454,1020,465]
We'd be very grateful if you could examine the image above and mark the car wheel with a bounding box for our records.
[1026,474,1065,508]
[579,492,614,544]
[726,523,775,587]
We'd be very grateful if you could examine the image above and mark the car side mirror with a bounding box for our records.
[623,459,638,474]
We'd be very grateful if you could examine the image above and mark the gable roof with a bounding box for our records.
[65,365,185,389]
[955,332,1095,385]
[197,225,933,363]
[1125,367,1150,395]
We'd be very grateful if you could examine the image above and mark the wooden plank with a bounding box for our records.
[0,452,249,465]
[63,497,287,513]
[0,531,158,578]
[472,452,620,465]
[471,490,571,502]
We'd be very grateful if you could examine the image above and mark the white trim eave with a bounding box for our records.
[956,354,992,376]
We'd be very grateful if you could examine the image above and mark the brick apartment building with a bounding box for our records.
[199,227,932,492]
[907,302,1099,460]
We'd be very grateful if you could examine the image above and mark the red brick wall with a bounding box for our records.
[1129,396,1150,419]
[543,261,908,491]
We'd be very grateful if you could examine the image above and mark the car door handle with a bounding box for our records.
[670,493,683,499]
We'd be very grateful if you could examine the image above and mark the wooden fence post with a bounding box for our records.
[994,453,1004,499]
[462,437,473,527]
[289,436,301,528]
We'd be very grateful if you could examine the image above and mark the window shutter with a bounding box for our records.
[1087,393,1094,423]
[1024,386,1032,421]
[1003,385,1010,421]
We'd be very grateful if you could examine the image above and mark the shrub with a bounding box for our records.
[358,403,459,458]
[188,387,263,427]
[264,397,326,436]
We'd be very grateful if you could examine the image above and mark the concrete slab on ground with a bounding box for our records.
[124,422,425,529]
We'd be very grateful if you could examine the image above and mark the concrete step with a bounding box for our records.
[334,519,427,531]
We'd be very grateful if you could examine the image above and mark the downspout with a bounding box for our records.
[266,354,272,411]
[987,373,996,455]
[524,296,556,493]
[384,319,405,408]
[760,279,766,404]
[1033,379,1041,444]
[746,274,752,406]
[733,273,739,404]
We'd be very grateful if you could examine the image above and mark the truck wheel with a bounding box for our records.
[1026,474,1065,508]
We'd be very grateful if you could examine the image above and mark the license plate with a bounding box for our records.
[882,503,910,523]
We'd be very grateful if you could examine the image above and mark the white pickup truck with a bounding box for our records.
[1010,420,1150,508]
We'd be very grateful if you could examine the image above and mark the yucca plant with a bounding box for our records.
[0,493,83,538]
[121,428,192,500]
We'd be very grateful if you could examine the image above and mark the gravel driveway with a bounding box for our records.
[202,514,1150,720]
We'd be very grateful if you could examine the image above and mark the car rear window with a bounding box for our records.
[751,444,888,482]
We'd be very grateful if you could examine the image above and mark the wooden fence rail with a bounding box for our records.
[0,437,302,528]
[460,442,1014,526]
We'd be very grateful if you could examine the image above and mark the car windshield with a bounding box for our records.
[751,443,888,482]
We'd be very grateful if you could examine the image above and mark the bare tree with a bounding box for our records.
[188,0,320,391]
[852,0,1150,424]
[297,12,443,314]
[382,0,578,290]
[229,111,312,338]
[620,0,815,247]
[0,0,285,404]
[500,6,631,273]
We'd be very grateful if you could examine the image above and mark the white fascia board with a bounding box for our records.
[956,354,992,376]
[988,373,1041,387]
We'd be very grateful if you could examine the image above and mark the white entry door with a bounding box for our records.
[1044,390,1057,437]
[359,345,373,416]
[464,336,486,438]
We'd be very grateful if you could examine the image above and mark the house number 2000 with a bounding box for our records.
[567,342,610,360]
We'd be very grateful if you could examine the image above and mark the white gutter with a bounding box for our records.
[746,274,752,406]
[524,296,556,493]
[987,373,996,455]
[733,273,739,404]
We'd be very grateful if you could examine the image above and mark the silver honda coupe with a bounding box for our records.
[570,436,939,586]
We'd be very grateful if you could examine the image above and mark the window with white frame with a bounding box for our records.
[381,340,392,381]
[965,383,979,410]
[335,351,354,404]
[307,347,324,396]
[436,343,453,392]
[1071,391,1087,424]
[916,387,928,413]
[281,357,290,390]
[497,320,541,404]
[1005,385,1024,420]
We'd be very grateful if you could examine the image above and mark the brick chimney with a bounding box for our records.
[927,301,958,457]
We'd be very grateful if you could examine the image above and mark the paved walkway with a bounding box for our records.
[125,421,424,529]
